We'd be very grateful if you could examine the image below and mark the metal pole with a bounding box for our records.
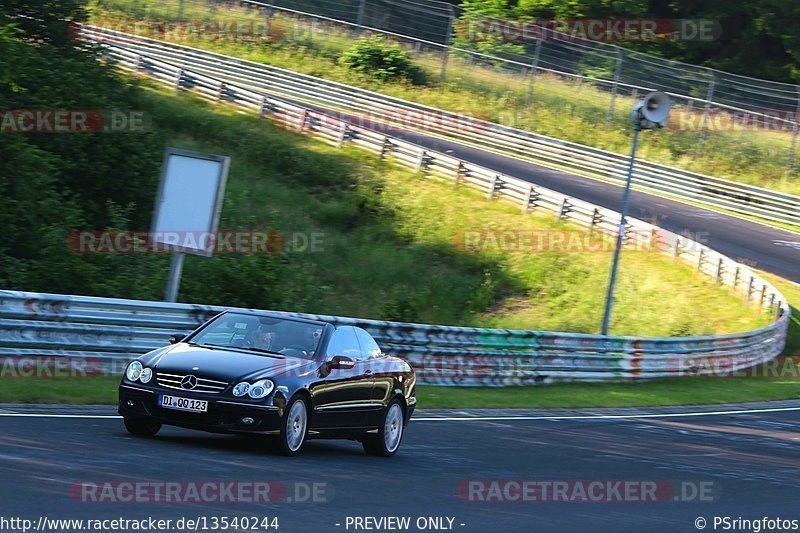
[601,127,640,335]
[439,9,454,85]
[165,252,185,303]
[606,50,623,127]
[264,0,275,39]
[525,39,542,109]
[787,86,800,171]
[355,0,366,36]
[698,69,715,153]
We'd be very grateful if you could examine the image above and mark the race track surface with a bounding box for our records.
[299,101,800,283]
[2,404,799,532]
[384,127,800,283]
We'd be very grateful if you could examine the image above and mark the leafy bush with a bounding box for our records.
[339,35,426,85]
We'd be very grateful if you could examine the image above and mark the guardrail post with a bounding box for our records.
[768,293,776,314]
[648,228,660,251]
[379,137,392,159]
[453,161,465,185]
[337,122,351,147]
[759,284,767,310]
[674,237,682,257]
[258,96,270,119]
[135,54,146,73]
[525,39,542,109]
[521,184,534,213]
[487,174,501,200]
[216,82,226,102]
[173,68,184,89]
[745,276,755,304]
[697,248,705,271]
[415,150,431,174]
[298,109,309,132]
[714,257,724,283]
[588,208,602,233]
[606,50,623,127]
[556,198,571,221]
[621,222,633,244]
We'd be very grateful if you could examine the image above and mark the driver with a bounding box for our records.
[308,328,323,355]
[252,324,277,351]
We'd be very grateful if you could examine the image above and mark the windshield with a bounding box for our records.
[189,313,324,359]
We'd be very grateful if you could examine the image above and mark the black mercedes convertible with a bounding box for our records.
[118,310,416,456]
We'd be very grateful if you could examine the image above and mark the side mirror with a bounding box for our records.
[168,333,187,344]
[327,356,355,370]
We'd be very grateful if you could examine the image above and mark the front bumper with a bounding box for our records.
[118,383,286,434]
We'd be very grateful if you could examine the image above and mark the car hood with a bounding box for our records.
[148,343,316,383]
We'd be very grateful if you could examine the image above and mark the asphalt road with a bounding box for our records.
[2,405,800,532]
[376,125,800,283]
[298,102,800,283]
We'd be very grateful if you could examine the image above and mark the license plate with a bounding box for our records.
[158,395,208,413]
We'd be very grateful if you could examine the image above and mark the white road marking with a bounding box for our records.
[413,405,800,421]
[772,240,800,250]
[0,405,799,421]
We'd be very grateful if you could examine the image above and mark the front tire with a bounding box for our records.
[123,417,161,437]
[272,395,308,456]
[363,399,405,457]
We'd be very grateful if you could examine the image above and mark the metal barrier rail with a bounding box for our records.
[0,286,789,385]
[77,24,800,227]
[2,29,787,386]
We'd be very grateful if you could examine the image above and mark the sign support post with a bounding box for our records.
[151,147,230,303]
[165,252,186,303]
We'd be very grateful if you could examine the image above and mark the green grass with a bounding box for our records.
[87,0,800,201]
[0,82,792,409]
[3,374,800,407]
[417,375,800,408]
[130,82,769,337]
[2,38,793,408]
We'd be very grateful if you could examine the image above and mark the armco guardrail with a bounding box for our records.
[77,24,800,228]
[0,26,791,385]
[0,287,789,386]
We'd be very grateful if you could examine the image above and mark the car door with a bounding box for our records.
[354,327,388,427]
[310,326,374,429]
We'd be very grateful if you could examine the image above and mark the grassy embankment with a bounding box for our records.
[86,0,800,202]
[3,79,795,408]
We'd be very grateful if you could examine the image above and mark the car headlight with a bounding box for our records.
[139,367,153,384]
[248,379,274,399]
[126,361,143,381]
[232,382,250,397]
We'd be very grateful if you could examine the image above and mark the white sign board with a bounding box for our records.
[151,148,230,256]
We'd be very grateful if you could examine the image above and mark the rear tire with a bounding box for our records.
[123,417,161,437]
[271,395,308,456]
[363,399,404,457]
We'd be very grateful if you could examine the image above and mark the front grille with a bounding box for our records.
[156,372,229,394]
